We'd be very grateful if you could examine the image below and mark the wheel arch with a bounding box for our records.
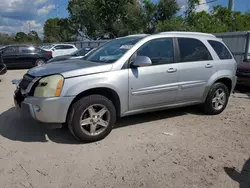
[66,87,121,121]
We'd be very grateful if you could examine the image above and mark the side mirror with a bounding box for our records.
[52,48,55,51]
[131,56,152,67]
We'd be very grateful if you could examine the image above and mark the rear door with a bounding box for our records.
[65,45,77,54]
[176,38,216,102]
[53,45,64,57]
[1,46,19,68]
[17,46,38,68]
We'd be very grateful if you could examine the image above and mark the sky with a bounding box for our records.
[0,0,250,35]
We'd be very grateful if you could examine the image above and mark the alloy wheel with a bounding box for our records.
[79,104,110,136]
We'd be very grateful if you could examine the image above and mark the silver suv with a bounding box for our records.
[14,32,237,142]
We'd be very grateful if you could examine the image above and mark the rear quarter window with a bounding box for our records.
[208,40,232,60]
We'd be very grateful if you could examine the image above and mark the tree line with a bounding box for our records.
[1,0,250,45]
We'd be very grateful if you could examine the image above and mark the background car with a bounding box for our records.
[0,45,52,69]
[41,44,78,57]
[236,58,250,86]
[48,47,95,63]
[0,52,7,81]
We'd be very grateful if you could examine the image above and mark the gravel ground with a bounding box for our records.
[0,70,250,188]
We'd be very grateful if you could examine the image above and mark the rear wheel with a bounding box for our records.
[203,82,229,115]
[35,59,45,66]
[67,95,116,142]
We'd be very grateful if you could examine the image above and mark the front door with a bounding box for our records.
[176,38,216,102]
[129,38,179,110]
[2,46,19,68]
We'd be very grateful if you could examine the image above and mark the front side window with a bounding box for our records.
[178,38,212,62]
[64,45,74,49]
[208,40,232,60]
[136,38,174,65]
[85,37,143,63]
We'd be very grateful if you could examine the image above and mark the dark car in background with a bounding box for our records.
[48,47,95,63]
[0,52,7,78]
[236,59,250,86]
[0,45,53,69]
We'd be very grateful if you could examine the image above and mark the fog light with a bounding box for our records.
[34,105,41,112]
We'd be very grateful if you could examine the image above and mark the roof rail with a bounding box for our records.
[159,31,216,38]
[126,34,149,37]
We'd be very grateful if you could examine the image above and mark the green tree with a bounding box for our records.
[0,33,15,45]
[43,18,74,42]
[15,32,29,43]
[156,0,179,21]
[68,0,144,38]
[156,17,191,32]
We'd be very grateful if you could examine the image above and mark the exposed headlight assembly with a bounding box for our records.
[34,75,64,97]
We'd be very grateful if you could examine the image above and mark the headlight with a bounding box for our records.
[34,75,64,97]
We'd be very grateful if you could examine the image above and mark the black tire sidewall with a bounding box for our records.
[205,82,229,115]
[69,95,116,142]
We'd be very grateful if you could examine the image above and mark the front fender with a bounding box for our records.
[61,70,129,114]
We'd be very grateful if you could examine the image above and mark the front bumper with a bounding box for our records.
[14,90,74,123]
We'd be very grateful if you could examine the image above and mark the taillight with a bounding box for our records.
[46,51,52,57]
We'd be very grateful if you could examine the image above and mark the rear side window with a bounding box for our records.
[19,46,36,53]
[178,38,212,62]
[64,45,74,49]
[208,40,232,60]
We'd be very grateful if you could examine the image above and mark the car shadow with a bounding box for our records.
[233,85,250,99]
[0,106,202,144]
[0,107,81,144]
[224,158,250,188]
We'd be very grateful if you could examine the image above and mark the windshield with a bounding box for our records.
[85,37,143,63]
[71,47,93,56]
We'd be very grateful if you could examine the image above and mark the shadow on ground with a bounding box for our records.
[224,158,250,188]
[0,106,201,144]
[234,85,250,99]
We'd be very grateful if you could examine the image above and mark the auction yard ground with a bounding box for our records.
[0,70,250,188]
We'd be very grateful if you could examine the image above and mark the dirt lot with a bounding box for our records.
[0,70,250,188]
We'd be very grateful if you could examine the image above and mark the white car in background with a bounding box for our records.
[41,44,78,57]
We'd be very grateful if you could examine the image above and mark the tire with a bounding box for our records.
[67,95,116,143]
[203,82,229,115]
[35,59,45,66]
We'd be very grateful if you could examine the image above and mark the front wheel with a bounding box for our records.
[202,82,229,115]
[67,95,116,143]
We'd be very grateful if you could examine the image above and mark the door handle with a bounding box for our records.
[205,64,213,68]
[167,68,177,73]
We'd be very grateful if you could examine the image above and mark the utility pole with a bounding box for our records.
[228,0,234,11]
[56,4,59,17]
[28,22,31,32]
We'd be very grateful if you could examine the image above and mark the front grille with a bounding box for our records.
[19,74,35,90]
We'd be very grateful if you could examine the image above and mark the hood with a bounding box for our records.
[237,61,250,71]
[28,59,113,78]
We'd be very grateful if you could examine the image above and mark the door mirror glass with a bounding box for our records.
[131,56,152,67]
[52,48,55,51]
